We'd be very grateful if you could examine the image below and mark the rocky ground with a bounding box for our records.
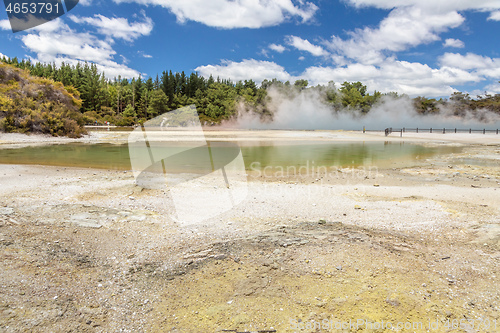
[0,131,499,332]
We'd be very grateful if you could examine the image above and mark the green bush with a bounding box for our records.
[0,63,86,137]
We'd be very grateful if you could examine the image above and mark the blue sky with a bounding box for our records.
[1,0,500,97]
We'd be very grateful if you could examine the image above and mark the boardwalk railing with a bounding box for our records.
[377,127,500,137]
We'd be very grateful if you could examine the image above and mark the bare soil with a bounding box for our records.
[0,131,499,332]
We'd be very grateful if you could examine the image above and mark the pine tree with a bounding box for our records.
[147,90,169,117]
[123,103,136,118]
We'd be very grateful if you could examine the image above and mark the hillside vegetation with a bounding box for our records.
[0,61,86,138]
[1,56,499,131]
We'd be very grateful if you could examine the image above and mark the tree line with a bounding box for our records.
[1,56,268,126]
[2,56,499,127]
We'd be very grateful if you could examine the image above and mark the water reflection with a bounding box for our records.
[0,141,462,171]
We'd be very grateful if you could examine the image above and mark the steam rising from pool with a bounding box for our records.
[229,87,500,130]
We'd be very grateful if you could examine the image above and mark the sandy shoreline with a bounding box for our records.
[0,130,499,332]
[1,129,500,149]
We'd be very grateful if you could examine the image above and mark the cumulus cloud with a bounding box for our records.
[488,11,500,20]
[344,0,500,13]
[0,19,11,30]
[286,35,328,57]
[484,81,500,94]
[196,1,498,99]
[68,12,153,42]
[1,17,66,34]
[439,53,500,70]
[325,7,464,64]
[0,13,72,33]
[294,0,500,95]
[439,52,500,78]
[4,17,143,79]
[112,0,318,29]
[196,57,484,97]
[303,60,480,97]
[22,30,118,64]
[195,59,294,84]
[443,38,464,48]
[269,43,286,53]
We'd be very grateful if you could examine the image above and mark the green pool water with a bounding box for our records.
[0,141,462,171]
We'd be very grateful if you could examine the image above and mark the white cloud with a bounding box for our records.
[302,61,477,97]
[195,58,485,97]
[68,12,153,42]
[12,17,141,79]
[483,81,500,94]
[195,59,293,84]
[286,35,328,57]
[439,52,500,78]
[0,19,11,30]
[22,30,115,64]
[0,14,70,33]
[269,43,286,53]
[488,11,500,20]
[341,0,500,45]
[439,53,499,70]
[112,0,318,29]
[2,13,150,78]
[325,7,464,65]
[344,0,500,13]
[443,38,464,48]
[303,0,500,95]
[26,18,69,33]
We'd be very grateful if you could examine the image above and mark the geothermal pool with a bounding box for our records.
[0,141,462,171]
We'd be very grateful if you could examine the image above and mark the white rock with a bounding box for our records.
[0,207,14,215]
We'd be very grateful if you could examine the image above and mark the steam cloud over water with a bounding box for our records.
[232,88,500,131]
